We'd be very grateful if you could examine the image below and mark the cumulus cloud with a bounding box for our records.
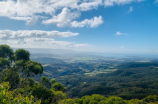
[42,8,103,28]
[128,6,133,12]
[104,0,144,7]
[0,0,103,27]
[0,30,79,39]
[116,31,128,35]
[0,0,144,27]
[42,8,81,27]
[71,16,103,28]
[0,30,89,48]
[78,0,102,11]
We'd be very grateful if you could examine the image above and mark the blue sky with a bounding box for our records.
[0,0,158,54]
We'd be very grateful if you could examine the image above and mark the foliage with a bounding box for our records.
[58,99,74,104]
[0,58,10,71]
[52,82,66,92]
[0,82,41,104]
[0,44,66,104]
[0,69,20,89]
[24,60,43,77]
[13,77,66,104]
[15,49,30,61]
[32,84,54,104]
[143,95,158,103]
[50,78,56,84]
[53,91,67,103]
[128,99,146,104]
[0,44,14,62]
[55,62,158,99]
[58,94,158,104]
[13,57,43,77]
[40,76,51,89]
[105,96,127,104]
[13,60,25,71]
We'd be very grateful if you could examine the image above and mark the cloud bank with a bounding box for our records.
[0,30,89,48]
[104,0,144,7]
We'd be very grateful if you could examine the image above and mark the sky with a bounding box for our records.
[0,0,158,54]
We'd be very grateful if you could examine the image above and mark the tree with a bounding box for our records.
[0,58,10,72]
[50,78,56,85]
[15,49,30,61]
[58,99,74,104]
[89,100,98,104]
[13,60,25,71]
[74,98,82,104]
[128,99,146,104]
[14,59,43,77]
[105,96,126,104]
[40,76,51,89]
[53,91,67,103]
[32,84,54,104]
[52,82,66,92]
[0,82,41,104]
[0,69,20,89]
[0,44,69,104]
[24,60,43,77]
[143,95,158,103]
[14,48,43,77]
[0,44,14,62]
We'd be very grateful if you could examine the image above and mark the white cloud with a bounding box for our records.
[10,16,32,21]
[116,31,122,35]
[10,16,38,25]
[42,8,81,27]
[104,0,144,7]
[0,0,103,27]
[0,38,90,49]
[78,0,102,11]
[26,18,38,25]
[116,31,128,35]
[42,8,103,28]
[0,0,144,27]
[71,16,104,28]
[0,30,79,39]
[128,6,133,12]
[0,0,16,17]
[0,30,89,48]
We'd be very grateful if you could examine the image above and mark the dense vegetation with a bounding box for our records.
[31,53,158,100]
[1,44,158,104]
[0,44,67,104]
[56,62,158,99]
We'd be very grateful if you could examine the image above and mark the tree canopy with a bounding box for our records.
[15,49,30,61]
[0,58,10,72]
[0,44,14,62]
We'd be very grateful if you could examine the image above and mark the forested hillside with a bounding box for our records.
[1,44,158,104]
[31,53,158,100]
[58,62,158,99]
